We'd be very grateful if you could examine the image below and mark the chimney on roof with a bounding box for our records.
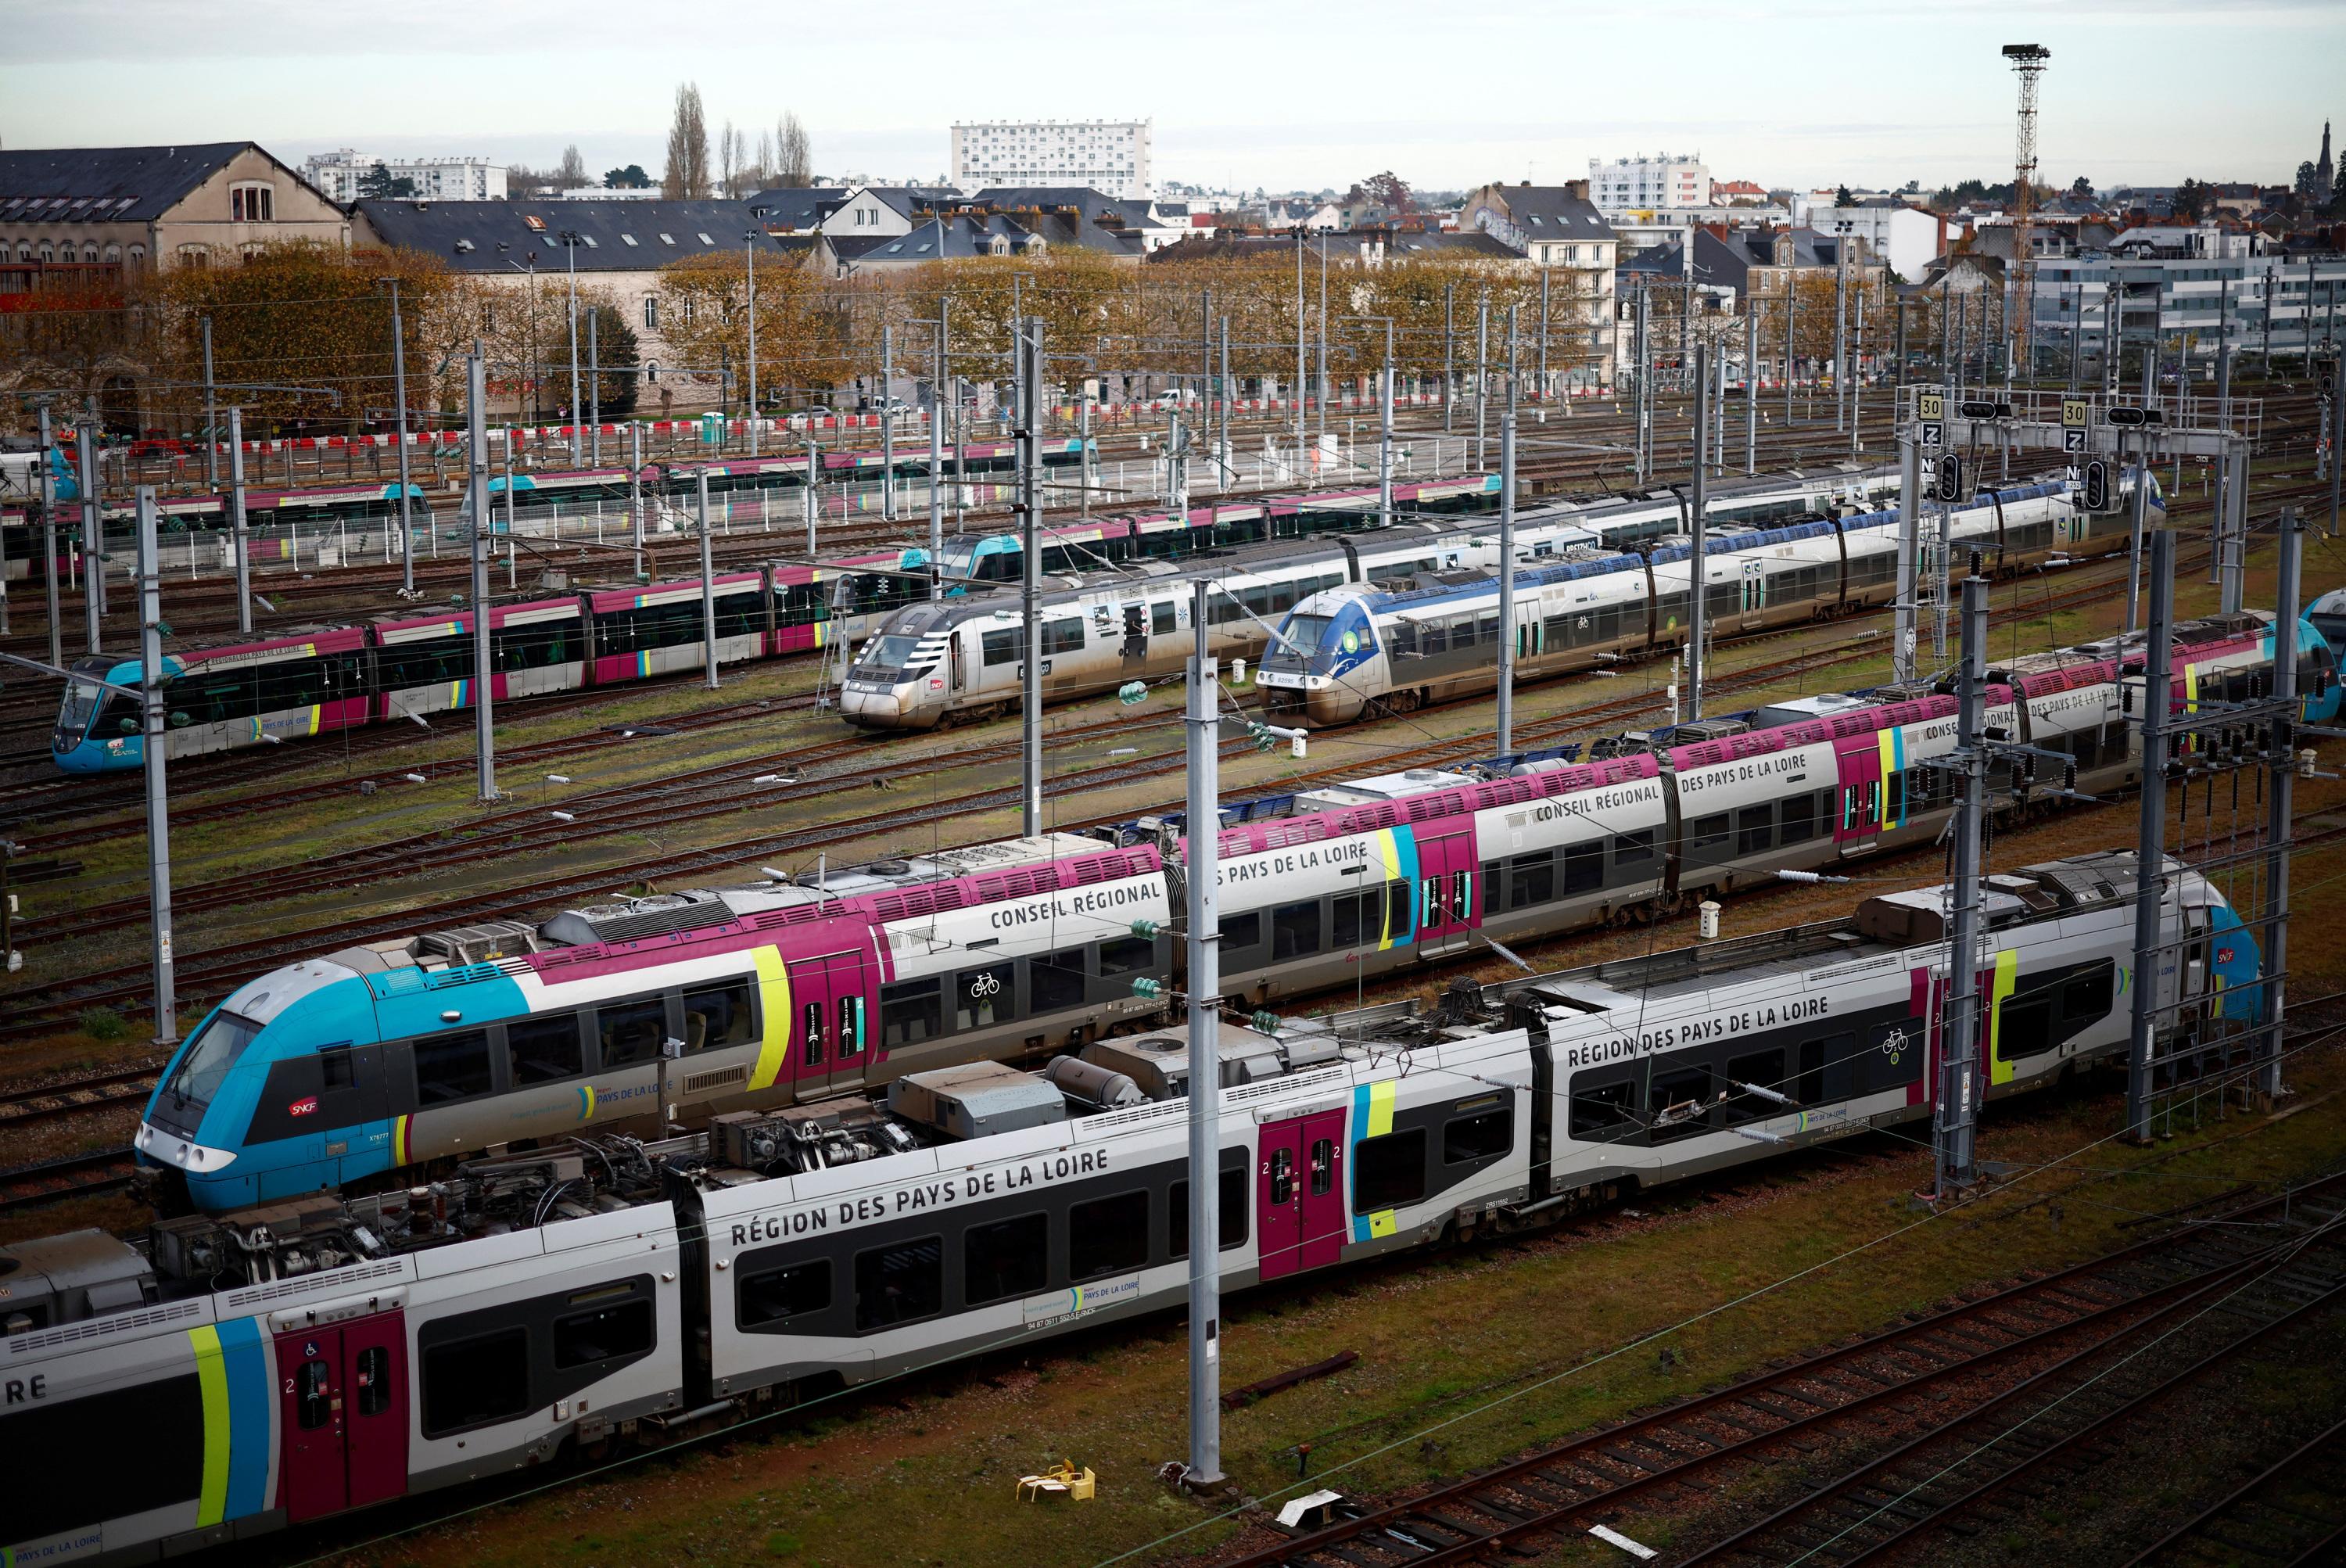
[1520,179,1531,188]
[1566,178,1589,200]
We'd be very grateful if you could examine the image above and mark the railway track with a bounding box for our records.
[0,1146,141,1214]
[1206,1172,2346,1568]
[0,1059,167,1128]
[2118,1411,2346,1566]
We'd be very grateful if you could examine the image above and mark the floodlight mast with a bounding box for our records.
[2003,43,2051,376]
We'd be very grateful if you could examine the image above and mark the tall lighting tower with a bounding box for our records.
[2003,43,2051,379]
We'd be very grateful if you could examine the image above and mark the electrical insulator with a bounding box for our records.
[1250,1010,1282,1035]
[1129,918,1160,940]
[1117,680,1148,705]
[1130,976,1162,999]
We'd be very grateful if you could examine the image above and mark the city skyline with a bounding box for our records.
[2,0,2337,196]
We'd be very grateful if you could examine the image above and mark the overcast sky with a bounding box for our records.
[2,0,2337,195]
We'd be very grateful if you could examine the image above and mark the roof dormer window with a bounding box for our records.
[229,183,274,223]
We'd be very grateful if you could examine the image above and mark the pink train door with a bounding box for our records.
[1257,1108,1347,1281]
[1834,734,1882,857]
[789,951,872,1096]
[1413,825,1479,959]
[274,1310,408,1523]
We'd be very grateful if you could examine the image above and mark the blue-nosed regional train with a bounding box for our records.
[128,602,2327,1220]
[7,849,2262,1565]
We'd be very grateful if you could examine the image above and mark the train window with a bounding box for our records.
[1387,622,1417,658]
[1997,994,2057,1062]
[716,590,767,642]
[1476,610,1501,645]
[1723,1050,1786,1123]
[683,982,755,1053]
[964,1211,1049,1306]
[355,1346,390,1417]
[1221,911,1262,952]
[854,1236,944,1330]
[1687,813,1730,866]
[1736,806,1774,856]
[1882,770,1905,823]
[1029,949,1088,1014]
[1268,1146,1295,1204]
[1310,1137,1335,1196]
[880,978,942,1049]
[1444,1105,1512,1164]
[421,1327,529,1435]
[1272,899,1321,960]
[1353,1128,1426,1211]
[596,996,669,1069]
[1386,881,1412,936]
[1648,1068,1713,1142]
[801,1002,826,1064]
[552,1296,654,1370]
[1169,1164,1251,1255]
[2060,963,2115,1024]
[1208,594,1247,626]
[839,995,866,1057]
[1562,841,1604,895]
[1614,830,1656,867]
[321,1047,356,1089]
[414,1028,493,1104]
[739,1258,831,1326]
[508,1014,584,1085]
[1332,889,1380,949]
[956,963,1014,1030]
[1097,936,1154,976]
[1569,1080,1636,1139]
[1418,621,1447,656]
[493,619,576,673]
[1152,601,1177,636]
[296,1358,332,1430]
[982,627,1021,666]
[1781,792,1817,845]
[1041,618,1085,655]
[1069,1189,1150,1280]
[1451,871,1473,923]
[1509,851,1555,909]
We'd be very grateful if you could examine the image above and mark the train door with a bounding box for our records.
[1413,826,1479,958]
[1834,735,1883,857]
[274,1310,408,1523]
[788,952,871,1096]
[1257,1108,1347,1281]
[1738,558,1768,628]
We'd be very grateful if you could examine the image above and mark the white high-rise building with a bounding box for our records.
[303,150,508,203]
[950,120,1153,199]
[1588,153,1710,212]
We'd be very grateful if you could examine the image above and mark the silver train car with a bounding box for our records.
[837,468,1903,730]
[1257,470,2152,725]
[5,853,2255,1566]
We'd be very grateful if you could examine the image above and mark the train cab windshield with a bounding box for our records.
[1262,611,1361,676]
[853,633,933,684]
[153,1010,263,1132]
[52,658,116,750]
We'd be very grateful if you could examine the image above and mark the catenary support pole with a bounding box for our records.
[38,404,61,671]
[1378,322,1394,531]
[2125,526,2174,1142]
[136,487,174,1044]
[1182,572,1225,1490]
[2261,508,2301,1102]
[1933,568,1989,1194]
[1443,282,1455,433]
[229,407,251,635]
[565,240,583,468]
[79,423,102,651]
[1498,410,1517,755]
[467,348,497,806]
[2330,349,2343,536]
[201,316,217,489]
[1834,241,1848,433]
[1894,433,1920,682]
[929,325,945,600]
[1019,320,1043,838]
[1786,281,1799,429]
[1476,295,1489,467]
[1688,343,1709,720]
[881,323,895,521]
[630,421,644,551]
[389,280,414,594]
[697,469,719,691]
[587,306,600,468]
[1745,307,1758,474]
[744,237,758,459]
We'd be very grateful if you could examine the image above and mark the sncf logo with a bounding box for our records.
[288,1096,319,1118]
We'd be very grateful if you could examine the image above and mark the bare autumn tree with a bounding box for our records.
[775,111,812,188]
[754,129,774,191]
[663,83,711,199]
[719,121,744,199]
[556,145,588,190]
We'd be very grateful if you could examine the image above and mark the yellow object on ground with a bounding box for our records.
[1016,1460,1096,1502]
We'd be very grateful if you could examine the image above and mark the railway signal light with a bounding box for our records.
[1957,400,2010,420]
[1934,454,1964,504]
[2104,407,2164,427]
[2082,459,2111,512]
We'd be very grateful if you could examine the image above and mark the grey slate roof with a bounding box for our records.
[353,199,791,270]
[967,186,1131,222]
[746,186,848,230]
[1619,228,1752,292]
[1383,231,1523,259]
[0,142,260,224]
[1492,185,1615,241]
